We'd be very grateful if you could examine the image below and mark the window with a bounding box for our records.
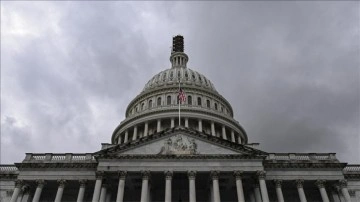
[214,103,218,110]
[206,100,210,108]
[142,103,145,110]
[157,97,162,106]
[188,96,192,105]
[197,97,202,106]
[148,100,153,108]
[167,96,171,105]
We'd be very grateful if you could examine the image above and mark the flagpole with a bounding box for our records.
[178,79,181,126]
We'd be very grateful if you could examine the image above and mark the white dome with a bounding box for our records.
[142,68,217,93]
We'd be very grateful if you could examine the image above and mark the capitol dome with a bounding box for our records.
[112,35,247,146]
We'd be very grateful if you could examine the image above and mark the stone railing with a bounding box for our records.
[23,153,96,162]
[266,153,338,161]
[343,165,360,173]
[0,165,18,172]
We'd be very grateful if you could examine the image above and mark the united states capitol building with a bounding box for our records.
[1,36,359,202]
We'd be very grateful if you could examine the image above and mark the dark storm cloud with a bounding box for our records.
[1,1,359,163]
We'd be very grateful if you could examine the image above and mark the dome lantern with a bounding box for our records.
[170,35,188,68]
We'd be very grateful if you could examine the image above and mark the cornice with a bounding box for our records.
[264,162,347,169]
[14,162,98,169]
[98,154,265,160]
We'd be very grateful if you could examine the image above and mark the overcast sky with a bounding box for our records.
[1,1,359,164]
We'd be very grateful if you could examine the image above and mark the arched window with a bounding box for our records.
[188,96,192,105]
[214,103,218,110]
[206,100,210,108]
[167,96,171,105]
[157,97,162,106]
[141,103,145,110]
[197,97,202,106]
[148,100,153,108]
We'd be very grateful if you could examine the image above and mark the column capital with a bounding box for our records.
[141,170,151,180]
[165,171,173,180]
[274,180,282,188]
[95,171,105,179]
[295,179,304,188]
[210,170,220,180]
[349,189,356,197]
[35,179,46,188]
[188,171,196,180]
[339,179,347,188]
[57,179,67,188]
[14,179,24,188]
[256,171,266,179]
[118,170,127,179]
[22,184,30,193]
[233,170,243,179]
[315,180,326,188]
[79,179,87,188]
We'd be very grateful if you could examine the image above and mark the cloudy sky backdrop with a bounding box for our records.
[1,1,359,164]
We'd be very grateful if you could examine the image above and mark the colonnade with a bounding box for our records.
[10,171,353,202]
[117,118,244,145]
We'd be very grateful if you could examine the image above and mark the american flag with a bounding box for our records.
[178,88,186,104]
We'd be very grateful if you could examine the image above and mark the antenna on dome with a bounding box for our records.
[170,35,188,68]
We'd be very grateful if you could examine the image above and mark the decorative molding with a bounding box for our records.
[210,170,220,180]
[233,170,243,180]
[165,171,173,180]
[295,179,304,188]
[274,180,282,188]
[348,189,356,196]
[16,162,98,169]
[158,135,198,155]
[188,171,196,180]
[264,162,346,169]
[22,184,30,193]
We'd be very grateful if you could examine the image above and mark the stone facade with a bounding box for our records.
[1,35,359,202]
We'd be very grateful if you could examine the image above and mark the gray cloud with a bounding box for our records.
[1,1,359,164]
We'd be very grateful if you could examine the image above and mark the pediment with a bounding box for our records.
[95,127,266,158]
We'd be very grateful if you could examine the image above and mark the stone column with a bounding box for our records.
[105,192,112,202]
[32,180,45,202]
[117,135,122,144]
[144,122,148,137]
[222,126,227,140]
[339,180,351,202]
[185,118,189,127]
[234,171,245,202]
[164,171,173,202]
[140,170,151,202]
[124,131,128,143]
[254,183,262,202]
[171,118,175,128]
[257,171,269,202]
[315,180,329,202]
[77,180,87,202]
[188,171,197,202]
[211,122,216,136]
[296,179,307,202]
[274,180,284,202]
[231,130,235,143]
[99,183,108,202]
[198,119,202,132]
[157,119,161,132]
[116,171,127,202]
[92,172,104,202]
[238,136,242,144]
[10,180,23,202]
[54,180,66,202]
[211,171,221,202]
[20,185,30,202]
[132,126,138,141]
